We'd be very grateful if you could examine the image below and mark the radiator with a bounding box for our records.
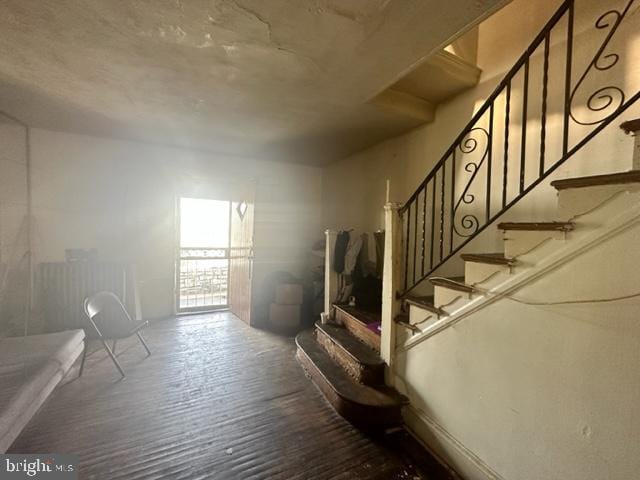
[36,262,127,333]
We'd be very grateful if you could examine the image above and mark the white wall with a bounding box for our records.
[322,0,640,261]
[28,129,322,326]
[0,116,28,336]
[394,193,640,480]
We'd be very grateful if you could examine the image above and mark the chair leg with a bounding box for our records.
[78,343,88,378]
[137,332,151,357]
[100,339,125,378]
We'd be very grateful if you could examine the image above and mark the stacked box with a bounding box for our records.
[270,284,303,329]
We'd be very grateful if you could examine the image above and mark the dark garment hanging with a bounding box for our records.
[333,231,350,273]
[352,245,382,313]
[374,231,385,278]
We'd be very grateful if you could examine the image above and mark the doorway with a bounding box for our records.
[176,197,231,313]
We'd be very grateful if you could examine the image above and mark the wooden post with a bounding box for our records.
[621,119,640,170]
[381,203,403,369]
[324,230,339,318]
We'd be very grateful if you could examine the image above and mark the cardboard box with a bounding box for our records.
[274,283,303,305]
[269,303,301,329]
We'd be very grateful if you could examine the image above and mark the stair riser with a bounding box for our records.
[503,230,566,258]
[408,304,440,330]
[557,183,640,219]
[315,328,384,386]
[464,261,508,285]
[434,286,471,308]
[296,348,403,430]
[334,308,381,352]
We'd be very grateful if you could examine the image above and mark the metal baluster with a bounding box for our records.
[404,207,410,290]
[520,57,529,193]
[413,196,418,285]
[421,186,427,278]
[430,180,436,271]
[540,32,550,176]
[562,1,574,155]
[450,150,456,253]
[503,81,511,208]
[439,165,445,262]
[487,103,494,222]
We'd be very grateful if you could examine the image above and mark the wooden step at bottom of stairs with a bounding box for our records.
[315,321,385,385]
[333,305,381,352]
[295,330,406,430]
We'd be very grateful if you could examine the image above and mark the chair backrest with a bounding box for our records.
[84,291,133,338]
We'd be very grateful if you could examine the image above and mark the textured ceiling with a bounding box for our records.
[0,0,507,164]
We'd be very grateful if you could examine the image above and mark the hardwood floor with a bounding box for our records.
[10,313,440,479]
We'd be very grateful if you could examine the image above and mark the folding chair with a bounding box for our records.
[80,291,151,378]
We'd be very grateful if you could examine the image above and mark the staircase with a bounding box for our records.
[295,306,406,431]
[398,169,640,338]
[396,0,639,300]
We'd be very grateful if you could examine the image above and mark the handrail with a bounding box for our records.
[400,0,576,212]
[399,0,639,297]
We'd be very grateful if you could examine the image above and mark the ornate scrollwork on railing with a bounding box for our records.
[452,127,490,238]
[398,0,640,297]
[569,0,634,126]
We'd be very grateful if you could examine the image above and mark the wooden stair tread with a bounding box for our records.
[429,276,473,293]
[315,321,384,367]
[296,331,402,407]
[497,221,574,231]
[550,170,640,190]
[461,252,514,265]
[333,305,381,352]
[334,305,381,325]
[296,331,405,429]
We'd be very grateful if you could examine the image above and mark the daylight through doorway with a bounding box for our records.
[177,198,231,313]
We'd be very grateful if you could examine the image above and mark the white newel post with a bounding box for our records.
[324,230,339,318]
[381,203,403,369]
[621,120,640,170]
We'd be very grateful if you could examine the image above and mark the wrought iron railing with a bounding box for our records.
[399,0,639,297]
[178,247,229,311]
